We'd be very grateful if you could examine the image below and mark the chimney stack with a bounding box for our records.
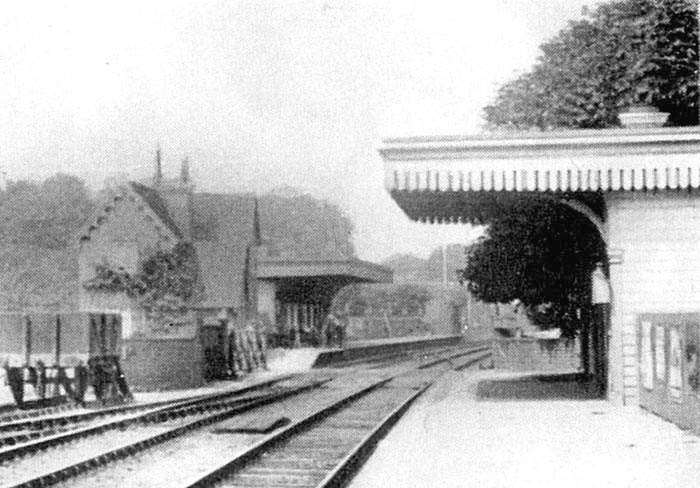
[180,157,190,184]
[154,145,163,185]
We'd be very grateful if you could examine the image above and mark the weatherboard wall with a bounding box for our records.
[606,191,700,405]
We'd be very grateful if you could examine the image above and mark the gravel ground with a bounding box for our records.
[47,371,388,488]
[350,369,700,488]
[0,373,334,487]
[0,422,176,487]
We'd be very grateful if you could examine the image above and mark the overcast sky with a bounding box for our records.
[0,0,603,261]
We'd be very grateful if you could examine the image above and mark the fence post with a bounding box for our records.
[55,314,62,367]
[24,314,32,367]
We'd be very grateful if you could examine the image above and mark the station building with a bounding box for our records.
[78,158,391,389]
[379,110,700,428]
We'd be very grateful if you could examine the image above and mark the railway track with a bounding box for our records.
[185,377,427,488]
[0,375,333,488]
[0,398,80,424]
[328,341,489,370]
[0,344,491,488]
[184,348,491,488]
[0,375,298,450]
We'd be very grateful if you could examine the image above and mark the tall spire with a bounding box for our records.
[180,156,190,184]
[253,197,262,246]
[154,144,163,184]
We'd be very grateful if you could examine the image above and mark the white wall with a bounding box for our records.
[256,279,277,324]
[606,192,700,405]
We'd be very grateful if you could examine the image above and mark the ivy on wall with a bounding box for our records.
[83,242,203,319]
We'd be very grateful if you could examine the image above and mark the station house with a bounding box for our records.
[78,156,391,390]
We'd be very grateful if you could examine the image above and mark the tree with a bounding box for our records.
[460,196,606,336]
[484,0,699,129]
[0,173,94,249]
[261,190,355,259]
[332,284,432,317]
[380,253,430,283]
[426,244,468,284]
[0,245,78,311]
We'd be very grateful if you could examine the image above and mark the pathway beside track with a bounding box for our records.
[350,370,700,488]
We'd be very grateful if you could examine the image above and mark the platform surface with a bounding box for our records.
[350,369,700,488]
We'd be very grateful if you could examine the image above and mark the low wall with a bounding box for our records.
[493,337,580,373]
[346,316,432,340]
[312,335,463,368]
[121,337,205,391]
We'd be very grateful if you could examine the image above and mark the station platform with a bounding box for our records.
[312,334,463,367]
[350,369,700,488]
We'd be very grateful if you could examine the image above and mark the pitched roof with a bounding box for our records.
[194,241,249,308]
[78,183,377,309]
[129,182,183,238]
[191,193,256,308]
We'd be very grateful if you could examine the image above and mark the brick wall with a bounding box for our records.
[121,337,204,391]
[607,192,700,405]
[346,316,431,340]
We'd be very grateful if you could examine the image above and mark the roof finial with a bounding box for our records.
[154,144,163,184]
[180,156,190,184]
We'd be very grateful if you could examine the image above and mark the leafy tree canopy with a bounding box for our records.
[332,284,432,317]
[460,196,606,336]
[261,189,355,259]
[0,173,94,249]
[484,0,699,129]
[381,245,468,284]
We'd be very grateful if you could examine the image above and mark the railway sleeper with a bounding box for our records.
[225,472,322,487]
[257,457,339,470]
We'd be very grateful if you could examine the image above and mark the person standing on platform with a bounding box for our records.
[323,313,340,348]
[320,313,332,347]
[328,313,345,349]
[334,313,346,349]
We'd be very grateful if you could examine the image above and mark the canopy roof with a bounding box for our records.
[381,127,700,195]
[380,127,700,224]
[257,257,392,284]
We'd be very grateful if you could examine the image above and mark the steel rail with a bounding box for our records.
[182,377,393,488]
[181,347,490,488]
[6,377,330,488]
[0,374,294,435]
[454,351,492,371]
[417,344,491,369]
[311,349,492,488]
[0,376,300,452]
[0,399,77,424]
[0,376,323,465]
[3,346,490,488]
[316,383,428,488]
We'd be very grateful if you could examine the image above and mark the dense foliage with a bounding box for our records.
[84,242,203,317]
[0,174,94,249]
[261,188,356,259]
[381,245,467,284]
[332,284,432,317]
[460,196,606,336]
[0,245,78,311]
[484,0,699,129]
